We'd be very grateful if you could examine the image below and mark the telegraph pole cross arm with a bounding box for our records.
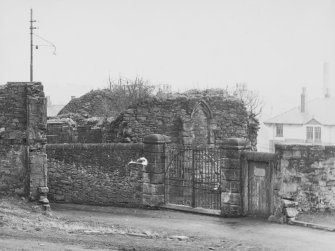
[30,8,37,82]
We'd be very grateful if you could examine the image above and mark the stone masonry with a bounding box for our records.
[220,138,251,216]
[274,144,335,212]
[47,136,170,208]
[0,82,47,201]
[103,93,258,148]
[142,134,170,206]
[47,134,253,215]
[47,143,144,206]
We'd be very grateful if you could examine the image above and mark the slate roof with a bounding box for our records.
[264,98,335,125]
[47,105,65,117]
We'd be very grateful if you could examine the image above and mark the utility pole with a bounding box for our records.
[30,9,37,82]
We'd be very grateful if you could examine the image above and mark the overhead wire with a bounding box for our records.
[33,33,57,55]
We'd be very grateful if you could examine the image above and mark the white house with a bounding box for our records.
[264,88,335,152]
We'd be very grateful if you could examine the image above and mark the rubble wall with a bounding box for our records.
[103,95,257,148]
[274,144,335,212]
[0,83,28,196]
[0,82,47,198]
[47,143,144,206]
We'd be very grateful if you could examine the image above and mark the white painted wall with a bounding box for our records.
[262,123,335,152]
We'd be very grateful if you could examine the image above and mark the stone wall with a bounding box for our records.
[103,94,257,148]
[220,139,251,216]
[77,126,102,143]
[47,143,145,206]
[47,121,77,144]
[274,144,335,212]
[0,82,47,200]
[46,135,253,214]
[0,83,28,196]
[47,117,104,144]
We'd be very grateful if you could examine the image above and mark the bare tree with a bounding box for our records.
[107,76,155,113]
[227,83,262,150]
[229,83,263,118]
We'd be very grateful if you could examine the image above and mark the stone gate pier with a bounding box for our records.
[0,82,48,208]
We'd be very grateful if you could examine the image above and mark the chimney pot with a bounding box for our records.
[323,62,331,98]
[301,87,306,113]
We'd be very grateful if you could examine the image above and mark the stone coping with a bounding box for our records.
[47,143,144,150]
[217,138,251,149]
[143,134,171,144]
[242,151,276,162]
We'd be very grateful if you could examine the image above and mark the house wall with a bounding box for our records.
[264,123,335,152]
[322,126,335,144]
[283,124,305,141]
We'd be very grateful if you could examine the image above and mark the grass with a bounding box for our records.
[296,210,335,228]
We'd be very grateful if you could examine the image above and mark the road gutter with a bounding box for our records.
[160,204,221,216]
[289,219,335,232]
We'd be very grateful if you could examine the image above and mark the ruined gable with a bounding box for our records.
[103,93,257,147]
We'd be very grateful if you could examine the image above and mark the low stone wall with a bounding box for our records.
[46,136,252,214]
[47,143,144,206]
[275,144,335,212]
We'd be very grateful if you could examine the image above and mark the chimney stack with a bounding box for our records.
[301,87,306,113]
[323,62,331,98]
[46,96,51,107]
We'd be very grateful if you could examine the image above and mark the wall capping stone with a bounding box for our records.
[143,134,171,144]
[218,138,251,150]
[241,151,276,162]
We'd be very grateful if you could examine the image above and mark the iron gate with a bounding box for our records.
[165,146,222,210]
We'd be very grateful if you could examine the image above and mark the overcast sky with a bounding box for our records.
[1,0,335,117]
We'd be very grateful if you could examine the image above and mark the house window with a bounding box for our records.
[306,126,322,143]
[314,127,321,142]
[276,124,283,137]
[306,127,313,142]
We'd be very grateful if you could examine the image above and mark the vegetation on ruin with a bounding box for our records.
[59,77,262,119]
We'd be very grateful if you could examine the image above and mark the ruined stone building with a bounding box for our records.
[103,91,259,148]
[47,89,259,148]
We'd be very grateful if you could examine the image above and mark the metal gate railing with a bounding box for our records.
[165,146,222,210]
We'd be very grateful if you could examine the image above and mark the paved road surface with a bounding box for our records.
[52,203,335,251]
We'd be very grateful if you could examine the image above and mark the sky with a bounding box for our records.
[1,0,335,118]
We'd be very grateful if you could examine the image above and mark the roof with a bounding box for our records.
[47,105,65,117]
[264,97,335,126]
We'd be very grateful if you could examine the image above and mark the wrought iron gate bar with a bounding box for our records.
[165,146,221,210]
